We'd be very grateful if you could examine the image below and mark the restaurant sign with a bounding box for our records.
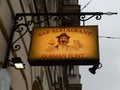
[28,26,99,65]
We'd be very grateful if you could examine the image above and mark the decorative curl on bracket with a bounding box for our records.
[95,15,102,20]
[17,16,24,21]
[80,15,86,21]
[27,16,38,26]
[80,15,102,21]
[15,24,25,32]
[16,15,32,33]
[11,23,29,51]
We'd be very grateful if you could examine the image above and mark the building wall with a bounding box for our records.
[0,0,81,90]
[0,0,48,90]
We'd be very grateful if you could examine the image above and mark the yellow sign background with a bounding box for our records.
[29,26,99,61]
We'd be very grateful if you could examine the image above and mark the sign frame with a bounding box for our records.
[28,26,99,66]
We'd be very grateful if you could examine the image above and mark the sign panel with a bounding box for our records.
[28,26,99,65]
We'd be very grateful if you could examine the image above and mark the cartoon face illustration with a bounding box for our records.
[59,36,69,45]
[56,33,70,46]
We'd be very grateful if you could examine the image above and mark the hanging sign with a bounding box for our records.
[28,26,99,65]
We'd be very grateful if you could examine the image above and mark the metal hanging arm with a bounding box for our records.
[15,12,117,26]
[3,16,18,68]
[3,12,117,68]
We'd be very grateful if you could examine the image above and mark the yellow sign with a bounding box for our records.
[28,26,99,65]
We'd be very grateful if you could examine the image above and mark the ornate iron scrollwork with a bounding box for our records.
[10,12,117,52]
[2,12,116,68]
[11,15,32,51]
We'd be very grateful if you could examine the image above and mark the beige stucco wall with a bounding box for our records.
[0,0,12,37]
[0,0,32,89]
[0,0,50,90]
[0,30,7,62]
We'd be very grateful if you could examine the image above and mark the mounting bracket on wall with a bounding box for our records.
[3,12,117,70]
[9,12,117,52]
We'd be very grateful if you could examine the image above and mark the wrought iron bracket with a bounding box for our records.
[11,12,117,51]
[3,12,117,68]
